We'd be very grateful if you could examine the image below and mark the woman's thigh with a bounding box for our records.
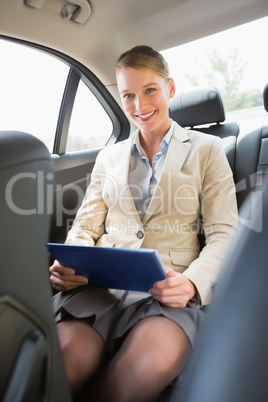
[114,315,191,374]
[91,316,191,402]
[57,318,106,394]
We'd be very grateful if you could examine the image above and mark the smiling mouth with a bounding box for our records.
[135,110,156,121]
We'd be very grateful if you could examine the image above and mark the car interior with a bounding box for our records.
[0,0,268,400]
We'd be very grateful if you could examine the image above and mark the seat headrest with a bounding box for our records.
[169,85,225,128]
[263,83,268,113]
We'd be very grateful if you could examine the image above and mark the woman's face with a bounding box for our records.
[117,67,175,137]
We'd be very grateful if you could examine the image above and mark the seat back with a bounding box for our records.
[170,176,268,402]
[235,83,268,209]
[169,85,239,173]
[0,131,71,402]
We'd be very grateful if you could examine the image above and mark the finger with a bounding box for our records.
[149,287,187,303]
[61,273,88,284]
[50,270,88,285]
[151,292,188,308]
[50,273,88,291]
[150,283,189,307]
[49,263,76,276]
[51,280,77,292]
[166,269,177,277]
[150,278,195,306]
[152,271,184,290]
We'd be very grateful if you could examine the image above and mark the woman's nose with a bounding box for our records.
[135,95,147,111]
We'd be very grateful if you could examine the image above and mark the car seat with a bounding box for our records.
[234,83,268,211]
[169,85,239,173]
[169,172,268,401]
[0,131,71,401]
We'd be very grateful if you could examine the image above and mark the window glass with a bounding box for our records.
[162,16,268,119]
[0,39,68,152]
[66,79,113,152]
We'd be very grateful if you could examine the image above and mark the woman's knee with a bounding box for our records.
[112,316,191,380]
[56,319,105,393]
[96,316,190,402]
[57,318,104,351]
[130,316,190,371]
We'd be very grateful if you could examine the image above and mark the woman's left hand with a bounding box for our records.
[149,269,196,308]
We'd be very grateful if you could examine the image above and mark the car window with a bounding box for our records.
[0,39,68,153]
[162,16,268,120]
[0,39,115,153]
[66,79,113,152]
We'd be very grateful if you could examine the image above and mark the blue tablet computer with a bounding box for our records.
[46,243,167,292]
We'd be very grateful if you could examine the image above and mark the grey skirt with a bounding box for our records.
[52,286,205,353]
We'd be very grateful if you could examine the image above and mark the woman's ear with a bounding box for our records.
[169,77,176,99]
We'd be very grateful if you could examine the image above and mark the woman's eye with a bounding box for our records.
[146,88,156,94]
[123,93,134,99]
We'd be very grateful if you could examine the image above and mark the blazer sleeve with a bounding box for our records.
[183,136,238,306]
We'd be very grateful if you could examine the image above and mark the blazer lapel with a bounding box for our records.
[142,124,191,224]
[115,132,143,223]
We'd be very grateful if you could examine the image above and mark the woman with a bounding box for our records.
[50,45,237,401]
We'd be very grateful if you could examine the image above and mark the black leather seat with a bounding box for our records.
[170,175,268,402]
[0,131,71,402]
[234,83,268,209]
[169,85,239,173]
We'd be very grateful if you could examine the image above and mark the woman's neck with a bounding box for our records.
[139,131,164,166]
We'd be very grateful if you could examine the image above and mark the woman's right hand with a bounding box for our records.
[49,260,88,292]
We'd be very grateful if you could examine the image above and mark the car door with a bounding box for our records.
[0,37,130,244]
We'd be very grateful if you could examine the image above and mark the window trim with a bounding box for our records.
[54,69,80,154]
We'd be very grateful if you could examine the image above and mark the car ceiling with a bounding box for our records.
[0,0,267,87]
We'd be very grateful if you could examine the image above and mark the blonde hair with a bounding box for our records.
[116,45,170,81]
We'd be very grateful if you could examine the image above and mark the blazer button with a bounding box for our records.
[136,230,144,239]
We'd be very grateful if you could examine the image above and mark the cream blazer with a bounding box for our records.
[66,122,238,306]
